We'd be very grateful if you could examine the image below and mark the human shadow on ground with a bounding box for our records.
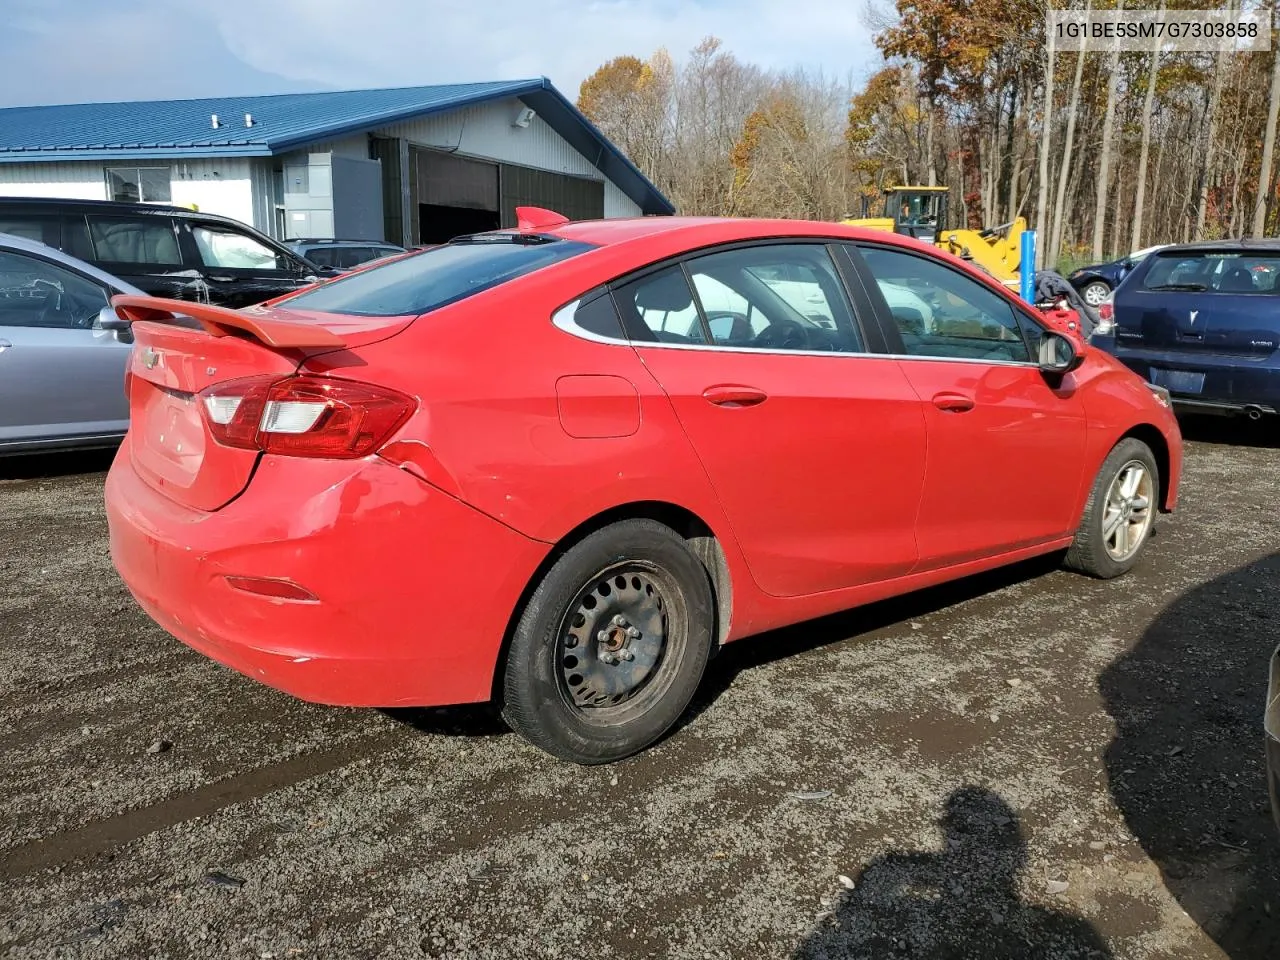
[794,786,1112,959]
[1101,552,1280,958]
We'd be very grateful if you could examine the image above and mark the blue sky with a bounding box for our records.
[1,0,879,108]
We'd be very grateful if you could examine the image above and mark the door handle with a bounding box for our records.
[0,338,11,352]
[702,385,768,407]
[208,276,236,283]
[932,392,975,412]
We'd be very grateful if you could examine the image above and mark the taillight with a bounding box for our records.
[200,375,276,449]
[196,375,414,458]
[1095,295,1115,336]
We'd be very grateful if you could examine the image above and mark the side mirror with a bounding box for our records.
[1039,331,1084,375]
[93,305,134,343]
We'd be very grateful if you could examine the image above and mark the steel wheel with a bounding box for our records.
[1102,460,1154,561]
[1081,281,1110,307]
[555,561,685,725]
[503,519,715,763]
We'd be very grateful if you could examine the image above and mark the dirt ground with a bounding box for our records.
[1,420,1278,959]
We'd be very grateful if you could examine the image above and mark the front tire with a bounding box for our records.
[1080,280,1110,307]
[1065,438,1159,579]
[501,519,716,764]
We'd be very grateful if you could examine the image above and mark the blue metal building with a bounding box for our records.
[0,79,674,244]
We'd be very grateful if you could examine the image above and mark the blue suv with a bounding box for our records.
[1090,240,1280,419]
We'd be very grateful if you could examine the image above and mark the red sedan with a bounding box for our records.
[105,209,1182,764]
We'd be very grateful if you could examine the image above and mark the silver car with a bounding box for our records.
[0,232,141,453]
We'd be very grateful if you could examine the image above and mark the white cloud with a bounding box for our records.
[206,0,878,100]
[0,0,878,108]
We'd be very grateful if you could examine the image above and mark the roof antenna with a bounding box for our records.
[211,114,220,129]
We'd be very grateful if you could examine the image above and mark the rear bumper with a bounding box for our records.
[105,439,548,708]
[1097,340,1280,412]
[1267,646,1280,835]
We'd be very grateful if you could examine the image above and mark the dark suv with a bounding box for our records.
[0,198,338,308]
[286,238,406,271]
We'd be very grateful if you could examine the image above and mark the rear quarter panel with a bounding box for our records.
[301,257,771,634]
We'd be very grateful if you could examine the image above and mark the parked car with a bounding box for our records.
[1089,239,1280,419]
[0,197,338,309]
[286,238,407,271]
[0,232,143,453]
[104,212,1182,764]
[1067,244,1166,307]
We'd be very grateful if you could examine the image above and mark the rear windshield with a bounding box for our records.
[1141,251,1280,294]
[280,236,597,317]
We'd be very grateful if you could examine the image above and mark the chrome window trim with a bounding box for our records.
[551,303,1038,367]
[551,298,633,346]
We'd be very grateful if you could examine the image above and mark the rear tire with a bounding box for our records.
[1065,438,1159,579]
[501,519,715,764]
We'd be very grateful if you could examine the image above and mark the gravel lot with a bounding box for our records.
[2,422,1278,959]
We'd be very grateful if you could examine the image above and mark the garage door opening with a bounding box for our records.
[418,204,499,244]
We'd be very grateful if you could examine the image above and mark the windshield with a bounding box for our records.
[279,235,597,317]
[1142,252,1280,294]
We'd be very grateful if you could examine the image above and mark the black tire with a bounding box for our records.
[1065,438,1160,579]
[501,519,716,764]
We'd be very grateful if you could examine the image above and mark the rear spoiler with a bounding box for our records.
[110,295,347,349]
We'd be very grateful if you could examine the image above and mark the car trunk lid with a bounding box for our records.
[114,295,414,511]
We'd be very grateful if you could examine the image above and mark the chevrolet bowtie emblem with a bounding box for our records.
[141,347,161,369]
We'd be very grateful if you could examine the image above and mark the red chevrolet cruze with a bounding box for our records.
[105,210,1182,764]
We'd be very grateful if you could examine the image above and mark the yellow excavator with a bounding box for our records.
[843,186,1026,290]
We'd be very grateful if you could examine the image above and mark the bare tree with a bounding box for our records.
[1253,3,1280,236]
[1130,0,1165,251]
[1051,0,1090,265]
[1035,1,1056,268]
[1092,0,1124,259]
[1195,8,1231,240]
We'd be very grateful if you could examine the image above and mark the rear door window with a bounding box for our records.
[87,217,182,265]
[684,244,862,352]
[1142,252,1280,294]
[281,236,596,317]
[612,266,707,344]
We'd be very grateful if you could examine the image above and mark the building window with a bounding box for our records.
[105,166,171,203]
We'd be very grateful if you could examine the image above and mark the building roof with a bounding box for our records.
[0,79,674,215]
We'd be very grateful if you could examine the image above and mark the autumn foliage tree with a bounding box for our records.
[576,8,1280,264]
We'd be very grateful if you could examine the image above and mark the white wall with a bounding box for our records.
[0,162,107,199]
[605,181,639,218]
[0,158,259,227]
[169,158,255,226]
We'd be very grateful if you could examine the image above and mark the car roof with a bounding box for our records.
[1147,238,1280,256]
[0,230,145,294]
[290,238,403,246]
[515,215,930,251]
[0,195,272,231]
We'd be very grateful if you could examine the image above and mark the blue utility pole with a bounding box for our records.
[1020,230,1037,304]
